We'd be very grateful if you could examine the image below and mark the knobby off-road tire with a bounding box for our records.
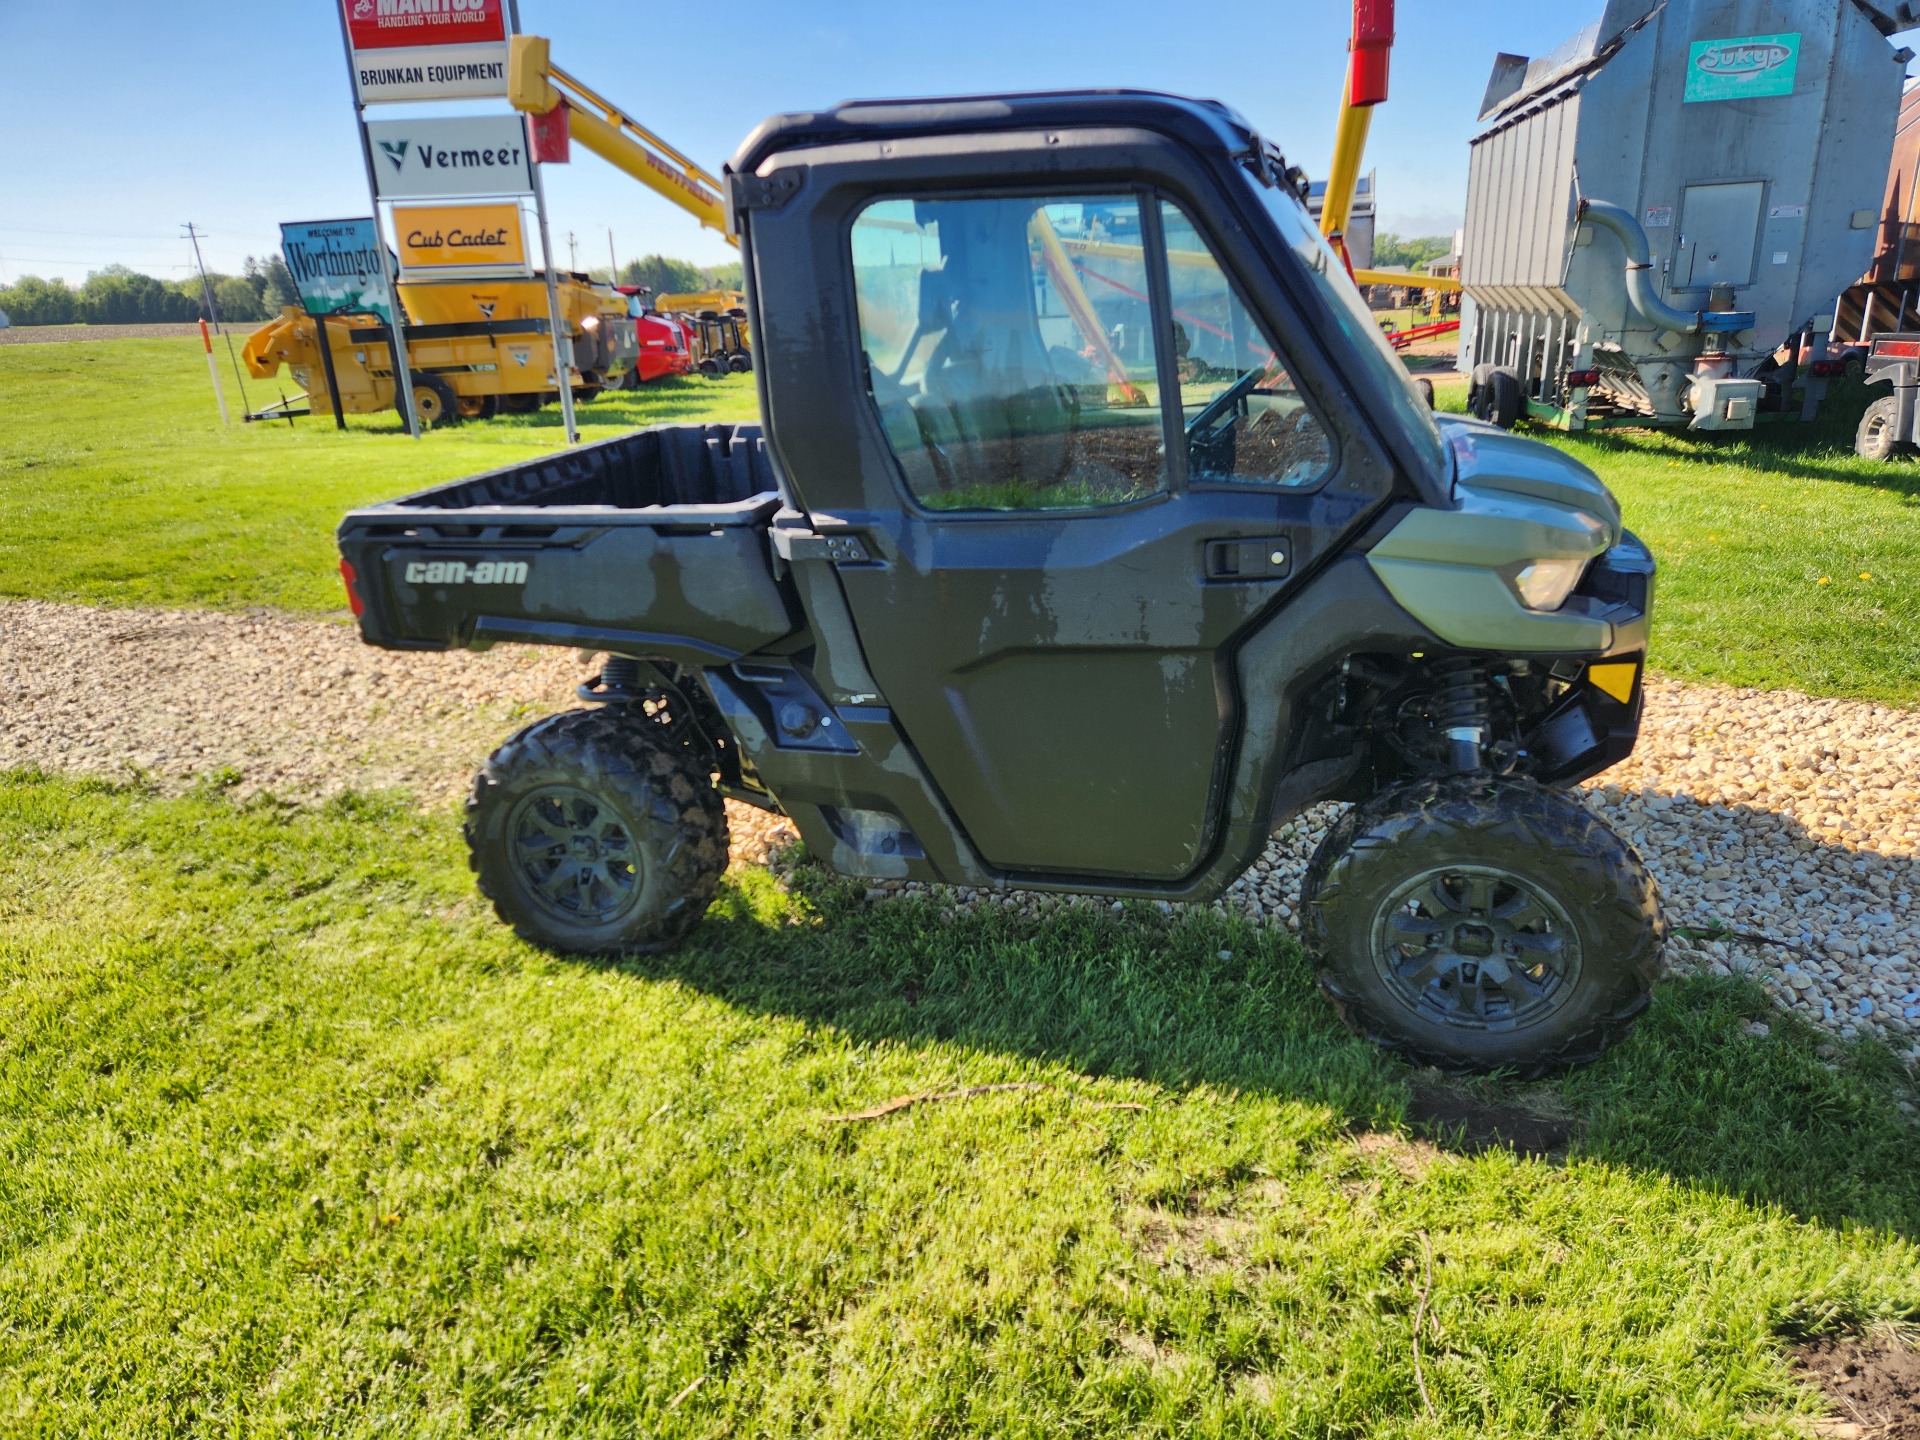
[1301,775,1665,1077]
[466,707,728,955]
[1856,395,1907,462]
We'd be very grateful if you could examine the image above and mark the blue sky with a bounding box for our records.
[1,1,1914,283]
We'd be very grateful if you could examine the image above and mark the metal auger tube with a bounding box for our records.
[1576,198,1755,337]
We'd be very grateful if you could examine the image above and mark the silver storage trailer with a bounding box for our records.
[1458,0,1910,431]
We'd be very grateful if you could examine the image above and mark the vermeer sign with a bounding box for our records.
[366,116,532,199]
[1684,33,1800,104]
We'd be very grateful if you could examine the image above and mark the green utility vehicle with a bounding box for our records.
[339,92,1663,1074]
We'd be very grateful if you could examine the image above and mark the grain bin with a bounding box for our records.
[1457,0,1911,431]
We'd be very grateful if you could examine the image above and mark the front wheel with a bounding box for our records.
[466,708,729,955]
[1302,775,1664,1076]
[1856,395,1909,462]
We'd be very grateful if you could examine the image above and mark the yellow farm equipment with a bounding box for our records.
[241,275,635,426]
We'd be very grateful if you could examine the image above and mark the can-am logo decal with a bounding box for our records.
[1685,33,1799,102]
[403,559,528,585]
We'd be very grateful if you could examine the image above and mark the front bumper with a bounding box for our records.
[1524,530,1655,785]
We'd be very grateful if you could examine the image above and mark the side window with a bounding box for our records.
[1160,201,1332,489]
[852,195,1167,512]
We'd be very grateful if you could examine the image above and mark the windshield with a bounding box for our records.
[1249,177,1448,481]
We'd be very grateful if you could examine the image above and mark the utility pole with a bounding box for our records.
[607,228,617,284]
[568,230,578,272]
[184,222,254,417]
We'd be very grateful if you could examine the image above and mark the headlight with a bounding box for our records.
[1511,555,1590,611]
[580,314,600,331]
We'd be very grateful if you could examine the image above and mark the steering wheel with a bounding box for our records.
[1184,369,1261,478]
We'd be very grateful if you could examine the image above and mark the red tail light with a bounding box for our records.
[339,557,364,617]
[1566,368,1600,388]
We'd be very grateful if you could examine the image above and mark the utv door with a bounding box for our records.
[746,136,1395,881]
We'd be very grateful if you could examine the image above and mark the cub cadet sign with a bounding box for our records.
[394,203,529,278]
[1684,32,1801,103]
[366,116,531,199]
[344,0,509,104]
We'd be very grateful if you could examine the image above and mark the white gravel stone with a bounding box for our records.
[3,602,1916,1054]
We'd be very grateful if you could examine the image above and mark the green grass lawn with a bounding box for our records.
[2,769,1917,1435]
[4,334,1920,1434]
[0,338,757,614]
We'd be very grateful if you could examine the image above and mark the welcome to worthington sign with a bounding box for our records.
[344,0,509,105]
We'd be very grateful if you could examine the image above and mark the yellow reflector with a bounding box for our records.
[1588,662,1637,704]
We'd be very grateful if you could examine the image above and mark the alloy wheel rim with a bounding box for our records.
[508,784,646,926]
[1369,864,1583,1031]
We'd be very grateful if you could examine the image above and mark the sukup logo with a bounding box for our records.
[1694,40,1792,76]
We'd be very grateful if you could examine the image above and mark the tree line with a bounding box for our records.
[599,254,744,298]
[1371,233,1455,271]
[0,250,744,328]
[0,254,300,327]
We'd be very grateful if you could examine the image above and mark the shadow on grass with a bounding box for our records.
[602,862,1920,1242]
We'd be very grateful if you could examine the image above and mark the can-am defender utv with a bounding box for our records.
[338,91,1663,1075]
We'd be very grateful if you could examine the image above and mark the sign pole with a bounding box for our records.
[529,166,580,445]
[335,0,419,439]
[506,0,578,446]
[314,312,347,429]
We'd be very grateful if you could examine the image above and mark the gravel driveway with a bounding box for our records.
[3,598,1915,1061]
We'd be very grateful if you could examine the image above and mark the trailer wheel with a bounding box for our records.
[1856,396,1909,462]
[1470,367,1522,429]
[466,708,729,956]
[456,393,498,421]
[402,374,459,428]
[1302,774,1664,1077]
[727,354,752,374]
[1414,376,1435,410]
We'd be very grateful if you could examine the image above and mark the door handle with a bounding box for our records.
[1204,537,1291,581]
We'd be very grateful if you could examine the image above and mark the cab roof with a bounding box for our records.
[728,89,1270,179]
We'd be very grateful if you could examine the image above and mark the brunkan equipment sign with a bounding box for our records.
[344,0,509,104]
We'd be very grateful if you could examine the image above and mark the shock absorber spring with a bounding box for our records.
[578,654,646,704]
[1430,656,1491,773]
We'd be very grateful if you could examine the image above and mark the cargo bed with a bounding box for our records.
[337,423,797,663]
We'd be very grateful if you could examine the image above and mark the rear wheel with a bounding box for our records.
[1470,367,1523,429]
[1856,396,1908,461]
[455,393,499,421]
[466,708,729,955]
[402,373,459,428]
[1302,775,1664,1076]
[1413,376,1436,410]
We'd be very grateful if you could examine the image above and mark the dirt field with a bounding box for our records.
[0,323,227,345]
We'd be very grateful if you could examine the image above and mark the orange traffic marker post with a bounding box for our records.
[198,319,230,427]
